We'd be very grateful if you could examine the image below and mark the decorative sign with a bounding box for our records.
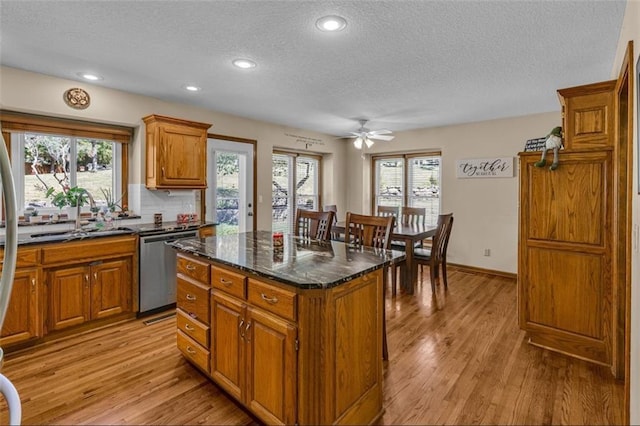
[63,87,91,110]
[284,132,325,149]
[524,137,547,152]
[456,157,514,178]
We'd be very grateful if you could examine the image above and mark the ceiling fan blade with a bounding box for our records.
[368,134,394,141]
[367,129,393,136]
[348,132,362,137]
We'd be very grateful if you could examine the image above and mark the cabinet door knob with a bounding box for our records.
[31,278,36,290]
[239,319,245,338]
[161,167,165,177]
[93,272,98,282]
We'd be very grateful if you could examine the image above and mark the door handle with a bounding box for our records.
[248,212,253,217]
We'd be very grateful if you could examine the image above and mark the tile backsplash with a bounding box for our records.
[129,184,197,222]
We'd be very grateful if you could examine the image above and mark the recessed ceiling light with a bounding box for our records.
[316,15,347,32]
[232,58,257,69]
[182,84,201,92]
[77,72,103,81]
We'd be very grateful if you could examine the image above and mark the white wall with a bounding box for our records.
[612,0,640,422]
[0,66,348,230]
[346,112,559,273]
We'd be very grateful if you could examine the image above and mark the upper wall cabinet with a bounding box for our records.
[557,81,615,149]
[143,114,211,189]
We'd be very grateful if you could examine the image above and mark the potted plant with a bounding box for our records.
[100,188,125,214]
[46,186,90,219]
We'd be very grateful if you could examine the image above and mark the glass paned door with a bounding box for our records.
[206,139,254,235]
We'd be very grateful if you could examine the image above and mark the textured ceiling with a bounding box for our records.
[0,0,626,136]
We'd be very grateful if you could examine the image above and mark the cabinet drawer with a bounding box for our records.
[177,330,210,373]
[211,266,246,299]
[248,279,296,322]
[176,309,209,347]
[177,278,210,325]
[0,247,40,268]
[177,254,210,285]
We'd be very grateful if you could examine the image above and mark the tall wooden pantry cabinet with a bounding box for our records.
[518,79,626,377]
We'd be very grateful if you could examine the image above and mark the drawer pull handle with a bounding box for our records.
[186,346,196,355]
[261,293,279,304]
[184,324,195,332]
[186,264,196,271]
[220,278,233,287]
[186,294,196,301]
[239,319,245,338]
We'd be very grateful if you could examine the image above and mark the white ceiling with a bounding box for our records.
[0,0,626,137]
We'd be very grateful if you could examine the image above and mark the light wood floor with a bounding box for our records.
[0,267,625,425]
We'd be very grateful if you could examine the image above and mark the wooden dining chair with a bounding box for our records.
[323,204,342,241]
[345,212,394,360]
[401,206,426,226]
[377,205,400,219]
[294,208,335,241]
[414,213,454,293]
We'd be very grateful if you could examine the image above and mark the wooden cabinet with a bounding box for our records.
[143,114,211,190]
[48,258,132,331]
[174,252,384,425]
[209,270,297,425]
[519,79,624,376]
[0,247,42,347]
[176,253,211,373]
[43,235,136,334]
[557,81,615,149]
[0,267,41,346]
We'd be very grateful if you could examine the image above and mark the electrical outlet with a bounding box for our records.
[484,248,491,256]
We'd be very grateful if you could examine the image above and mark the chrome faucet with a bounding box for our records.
[75,189,96,231]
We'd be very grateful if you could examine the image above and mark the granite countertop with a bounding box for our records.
[170,230,406,289]
[0,221,216,247]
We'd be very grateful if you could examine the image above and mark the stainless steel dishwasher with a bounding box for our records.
[139,230,197,315]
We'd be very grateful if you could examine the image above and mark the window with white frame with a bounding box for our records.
[1,112,131,217]
[272,152,321,233]
[373,152,441,226]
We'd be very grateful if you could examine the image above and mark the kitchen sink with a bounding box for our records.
[28,227,134,239]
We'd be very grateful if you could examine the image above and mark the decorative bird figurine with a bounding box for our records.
[534,126,563,170]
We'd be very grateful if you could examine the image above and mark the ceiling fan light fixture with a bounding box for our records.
[316,15,347,32]
[353,137,363,149]
[364,138,374,148]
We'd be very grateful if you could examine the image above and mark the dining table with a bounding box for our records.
[333,221,436,294]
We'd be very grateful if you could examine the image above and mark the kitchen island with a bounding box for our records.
[171,231,404,425]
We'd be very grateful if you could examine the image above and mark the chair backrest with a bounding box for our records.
[323,205,338,224]
[294,208,335,241]
[401,206,426,226]
[432,213,454,263]
[345,212,394,249]
[377,205,399,218]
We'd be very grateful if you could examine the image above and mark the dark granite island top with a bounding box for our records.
[170,230,405,289]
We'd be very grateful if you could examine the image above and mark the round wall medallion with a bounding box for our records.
[63,87,91,110]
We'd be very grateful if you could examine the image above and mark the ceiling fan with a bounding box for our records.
[348,119,394,149]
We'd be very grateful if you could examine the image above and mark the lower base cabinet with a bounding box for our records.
[48,258,131,331]
[175,253,384,426]
[0,267,41,346]
[0,236,136,349]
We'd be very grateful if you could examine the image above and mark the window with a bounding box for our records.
[272,151,321,233]
[373,152,441,226]
[1,111,131,216]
